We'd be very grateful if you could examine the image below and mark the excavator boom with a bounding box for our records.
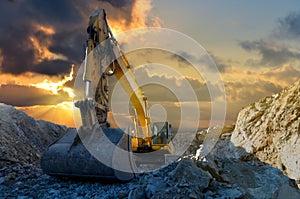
[41,9,172,181]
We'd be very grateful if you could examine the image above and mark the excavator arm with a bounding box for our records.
[82,9,151,139]
[40,9,172,182]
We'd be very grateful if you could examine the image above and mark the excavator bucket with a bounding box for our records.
[41,127,136,182]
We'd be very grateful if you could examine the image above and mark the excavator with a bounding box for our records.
[41,9,173,181]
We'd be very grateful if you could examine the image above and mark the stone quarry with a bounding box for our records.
[0,79,299,198]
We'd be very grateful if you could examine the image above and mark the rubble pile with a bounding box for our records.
[0,103,66,166]
[1,131,299,198]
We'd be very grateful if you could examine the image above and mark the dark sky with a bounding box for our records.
[0,0,135,75]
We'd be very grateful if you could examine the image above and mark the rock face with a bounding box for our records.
[231,79,300,183]
[0,103,67,166]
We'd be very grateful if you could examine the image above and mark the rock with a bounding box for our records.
[197,131,300,198]
[215,188,244,199]
[170,160,212,192]
[48,188,60,195]
[145,180,166,198]
[127,186,146,199]
[244,165,298,198]
[188,192,198,199]
[0,177,5,184]
[221,124,235,134]
[277,183,300,199]
[0,103,67,166]
[231,80,300,185]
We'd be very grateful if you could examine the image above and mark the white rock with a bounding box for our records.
[231,80,300,185]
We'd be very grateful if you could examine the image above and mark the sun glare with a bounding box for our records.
[30,64,75,98]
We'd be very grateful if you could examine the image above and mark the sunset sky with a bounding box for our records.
[0,0,299,128]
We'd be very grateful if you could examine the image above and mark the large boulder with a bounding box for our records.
[0,103,67,166]
[199,137,300,198]
[231,79,300,184]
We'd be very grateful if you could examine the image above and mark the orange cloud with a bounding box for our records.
[0,66,75,125]
[30,64,75,98]
[33,23,56,35]
[109,0,161,34]
[29,24,67,63]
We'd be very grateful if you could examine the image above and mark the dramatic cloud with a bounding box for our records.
[130,63,215,102]
[239,10,300,68]
[0,0,164,127]
[1,1,297,128]
[0,0,82,75]
[170,51,231,73]
[0,66,74,107]
[208,53,234,73]
[276,11,300,40]
[222,64,300,120]
[240,40,300,67]
[225,80,282,120]
[0,0,157,76]
[261,64,300,86]
[226,80,281,104]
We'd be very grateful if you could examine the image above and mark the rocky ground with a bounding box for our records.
[0,79,300,198]
[1,128,299,199]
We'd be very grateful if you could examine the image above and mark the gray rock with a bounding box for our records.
[145,181,168,198]
[0,177,5,184]
[231,80,300,187]
[0,103,67,166]
[171,159,212,192]
[128,185,146,199]
[198,138,300,198]
[117,190,128,198]
[216,188,244,199]
[277,183,300,199]
[188,192,198,199]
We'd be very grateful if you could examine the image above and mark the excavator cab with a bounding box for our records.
[131,122,172,152]
[152,122,172,150]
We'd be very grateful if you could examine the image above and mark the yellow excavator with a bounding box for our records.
[41,9,172,181]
